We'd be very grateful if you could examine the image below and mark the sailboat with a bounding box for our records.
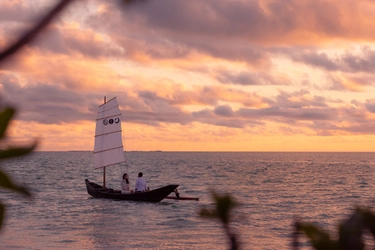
[85,97,178,202]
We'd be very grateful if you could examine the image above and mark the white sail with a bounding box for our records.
[93,97,125,168]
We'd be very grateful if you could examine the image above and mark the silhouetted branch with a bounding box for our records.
[292,218,300,250]
[0,0,74,64]
[200,191,240,250]
[0,0,146,66]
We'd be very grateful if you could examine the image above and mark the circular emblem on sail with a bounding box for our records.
[103,119,108,125]
[109,118,114,124]
[115,118,120,123]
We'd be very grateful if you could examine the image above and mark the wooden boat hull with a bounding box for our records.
[85,179,179,202]
[165,196,199,201]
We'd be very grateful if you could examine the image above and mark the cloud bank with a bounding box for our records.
[1,0,375,151]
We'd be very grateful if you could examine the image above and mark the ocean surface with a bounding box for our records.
[1,152,375,250]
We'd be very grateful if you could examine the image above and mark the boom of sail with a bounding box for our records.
[93,97,125,168]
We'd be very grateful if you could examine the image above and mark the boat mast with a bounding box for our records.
[103,96,106,189]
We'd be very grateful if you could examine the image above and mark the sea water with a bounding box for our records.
[1,152,375,249]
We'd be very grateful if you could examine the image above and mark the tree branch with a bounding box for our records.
[0,0,75,64]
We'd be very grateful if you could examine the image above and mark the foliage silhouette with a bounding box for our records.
[2,1,375,249]
[0,107,36,230]
[0,0,142,233]
[294,207,375,250]
[0,0,144,63]
[200,191,240,250]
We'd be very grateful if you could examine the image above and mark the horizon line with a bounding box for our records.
[32,150,375,153]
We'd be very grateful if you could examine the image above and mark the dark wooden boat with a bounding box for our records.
[165,196,199,201]
[85,97,179,202]
[86,179,179,202]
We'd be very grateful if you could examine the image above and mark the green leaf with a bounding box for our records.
[0,203,4,231]
[0,144,37,160]
[212,192,239,225]
[296,222,339,250]
[0,108,15,139]
[199,191,239,226]
[338,209,364,250]
[0,106,34,234]
[0,170,31,197]
[199,208,217,218]
[199,191,240,250]
[358,208,375,237]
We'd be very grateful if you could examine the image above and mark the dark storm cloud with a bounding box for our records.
[84,0,275,64]
[342,48,375,73]
[6,0,373,76]
[82,0,375,67]
[122,110,192,126]
[364,99,375,113]
[0,2,37,23]
[214,105,234,117]
[30,25,125,58]
[216,71,290,86]
[237,106,333,121]
[188,89,357,132]
[117,90,194,125]
[191,90,336,128]
[0,72,99,124]
[293,51,340,71]
[116,0,349,41]
[137,90,189,113]
[4,0,375,71]
[138,86,222,107]
[3,67,375,136]
[274,90,328,108]
[191,108,251,128]
[292,47,375,75]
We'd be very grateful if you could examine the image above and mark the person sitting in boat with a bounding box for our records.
[121,173,133,194]
[135,172,148,192]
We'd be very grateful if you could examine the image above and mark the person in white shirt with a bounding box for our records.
[135,172,147,192]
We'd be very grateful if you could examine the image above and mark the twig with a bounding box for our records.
[0,0,75,64]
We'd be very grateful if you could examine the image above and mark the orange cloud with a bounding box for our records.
[3,0,375,152]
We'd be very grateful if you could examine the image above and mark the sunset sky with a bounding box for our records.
[2,0,375,152]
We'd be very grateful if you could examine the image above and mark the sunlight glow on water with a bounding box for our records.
[1,152,375,249]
